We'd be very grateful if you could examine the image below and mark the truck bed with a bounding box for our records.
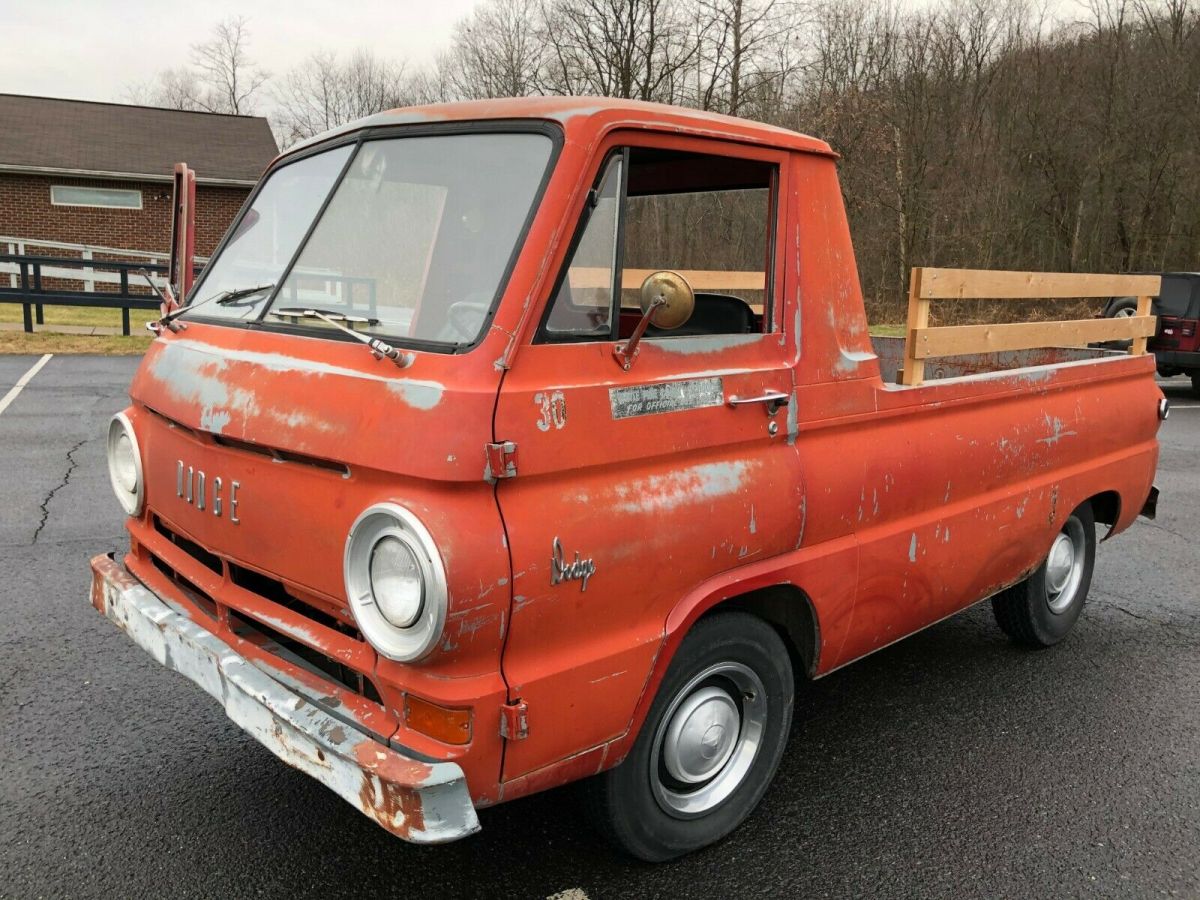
[871,336,1125,385]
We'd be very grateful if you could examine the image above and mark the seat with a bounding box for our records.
[648,293,756,337]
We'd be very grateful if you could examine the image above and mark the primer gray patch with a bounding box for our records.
[388,381,444,410]
[610,377,724,419]
[652,334,763,355]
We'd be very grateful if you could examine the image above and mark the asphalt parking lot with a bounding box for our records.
[1,354,1197,899]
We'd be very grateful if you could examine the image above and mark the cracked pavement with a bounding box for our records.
[0,356,1197,899]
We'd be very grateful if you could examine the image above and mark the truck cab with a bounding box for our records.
[91,98,1163,861]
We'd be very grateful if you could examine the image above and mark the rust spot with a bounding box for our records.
[358,775,426,839]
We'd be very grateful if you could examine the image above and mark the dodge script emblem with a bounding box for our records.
[550,537,595,591]
[176,460,240,523]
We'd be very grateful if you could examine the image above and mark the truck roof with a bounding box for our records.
[285,96,836,159]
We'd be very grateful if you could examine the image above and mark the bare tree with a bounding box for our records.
[538,0,699,102]
[692,0,790,114]
[190,16,270,114]
[442,0,546,98]
[124,68,209,111]
[125,17,268,115]
[275,50,415,143]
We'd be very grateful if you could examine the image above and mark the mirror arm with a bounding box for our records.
[612,297,665,371]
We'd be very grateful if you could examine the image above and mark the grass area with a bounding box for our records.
[0,303,157,354]
[0,331,154,355]
[0,303,157,329]
[869,323,906,337]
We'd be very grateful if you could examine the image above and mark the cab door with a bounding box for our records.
[494,135,803,782]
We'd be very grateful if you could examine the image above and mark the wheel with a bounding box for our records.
[1191,373,1200,399]
[586,611,794,861]
[992,502,1095,647]
[1105,297,1138,350]
[1107,297,1138,318]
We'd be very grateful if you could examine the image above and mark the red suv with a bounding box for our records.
[1105,273,1200,395]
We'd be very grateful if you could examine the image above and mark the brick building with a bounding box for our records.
[0,94,278,257]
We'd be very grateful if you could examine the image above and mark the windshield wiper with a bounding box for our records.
[271,307,412,368]
[214,283,276,306]
[146,281,276,333]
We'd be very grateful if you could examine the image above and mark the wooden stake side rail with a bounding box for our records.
[568,267,766,291]
[900,267,1162,386]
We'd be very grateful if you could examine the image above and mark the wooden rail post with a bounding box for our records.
[900,267,928,386]
[1131,294,1153,356]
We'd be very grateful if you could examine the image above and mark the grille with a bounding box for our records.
[145,517,378,703]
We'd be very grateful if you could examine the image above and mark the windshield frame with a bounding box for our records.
[183,119,564,354]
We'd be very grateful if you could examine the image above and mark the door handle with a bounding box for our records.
[727,390,790,415]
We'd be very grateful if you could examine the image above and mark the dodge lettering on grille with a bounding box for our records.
[176,460,240,523]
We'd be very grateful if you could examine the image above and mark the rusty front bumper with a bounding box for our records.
[89,553,480,844]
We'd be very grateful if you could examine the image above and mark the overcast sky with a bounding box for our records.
[0,0,479,107]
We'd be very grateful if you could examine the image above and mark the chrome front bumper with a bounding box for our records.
[89,553,480,844]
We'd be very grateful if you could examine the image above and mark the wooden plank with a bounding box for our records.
[917,268,1162,300]
[1131,295,1153,355]
[911,315,1157,359]
[900,268,929,385]
[568,267,765,291]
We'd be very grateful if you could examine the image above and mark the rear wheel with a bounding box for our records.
[1191,372,1200,398]
[992,502,1095,647]
[586,611,793,861]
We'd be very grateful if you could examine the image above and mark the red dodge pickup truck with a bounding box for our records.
[91,97,1165,861]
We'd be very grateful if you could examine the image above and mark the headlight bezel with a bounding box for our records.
[106,412,144,516]
[345,503,447,662]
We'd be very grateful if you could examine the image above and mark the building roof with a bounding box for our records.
[0,94,279,186]
[287,96,835,160]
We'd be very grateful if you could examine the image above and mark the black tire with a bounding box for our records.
[586,611,794,861]
[1106,296,1139,317]
[992,502,1095,648]
[1190,373,1200,399]
[1104,297,1139,350]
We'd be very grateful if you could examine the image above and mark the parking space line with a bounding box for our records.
[0,353,53,416]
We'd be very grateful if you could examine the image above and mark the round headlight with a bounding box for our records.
[345,503,447,662]
[113,433,138,493]
[106,412,144,516]
[370,536,424,628]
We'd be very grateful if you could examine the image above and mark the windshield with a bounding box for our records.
[185,131,555,347]
[186,145,354,322]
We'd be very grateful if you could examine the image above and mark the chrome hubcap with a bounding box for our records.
[651,662,767,819]
[662,686,740,783]
[1114,307,1135,318]
[1046,518,1086,614]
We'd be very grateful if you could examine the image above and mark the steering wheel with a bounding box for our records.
[441,300,491,342]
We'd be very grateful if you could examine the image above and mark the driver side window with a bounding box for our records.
[538,146,776,343]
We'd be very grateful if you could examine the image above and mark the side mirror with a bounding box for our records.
[613,271,695,370]
[640,270,695,330]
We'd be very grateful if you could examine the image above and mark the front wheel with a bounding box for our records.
[586,611,794,861]
[1191,372,1200,399]
[992,502,1096,647]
